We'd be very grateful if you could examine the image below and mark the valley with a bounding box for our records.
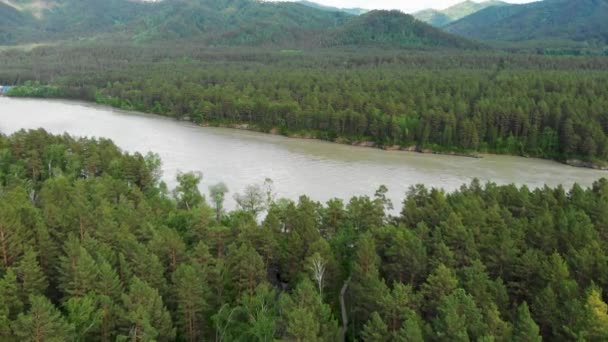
[1,1,608,341]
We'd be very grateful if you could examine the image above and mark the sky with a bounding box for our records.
[275,0,538,13]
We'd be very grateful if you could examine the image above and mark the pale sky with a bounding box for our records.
[274,0,539,13]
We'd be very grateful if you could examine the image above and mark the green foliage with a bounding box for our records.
[325,10,479,49]
[446,0,608,51]
[0,0,471,49]
[12,295,74,342]
[4,46,608,162]
[0,130,607,340]
[513,302,541,342]
[121,277,175,341]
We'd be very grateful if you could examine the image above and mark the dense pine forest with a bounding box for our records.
[1,129,608,341]
[2,45,608,165]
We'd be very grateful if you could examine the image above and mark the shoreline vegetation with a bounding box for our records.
[0,129,607,341]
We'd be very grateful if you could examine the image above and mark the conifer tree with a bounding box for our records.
[0,268,23,319]
[121,277,175,342]
[281,279,338,342]
[361,312,389,342]
[172,264,208,342]
[57,237,99,298]
[12,295,74,342]
[512,302,542,342]
[64,295,102,342]
[16,248,48,304]
[582,288,608,341]
[228,243,266,297]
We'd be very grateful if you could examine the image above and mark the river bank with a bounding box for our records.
[201,122,485,159]
[2,96,606,211]
[6,93,606,170]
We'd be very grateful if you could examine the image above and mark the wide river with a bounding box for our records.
[1,97,605,210]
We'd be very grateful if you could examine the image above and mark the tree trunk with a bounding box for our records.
[0,228,8,268]
[339,276,351,342]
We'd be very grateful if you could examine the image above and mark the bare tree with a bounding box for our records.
[308,253,326,298]
[263,177,276,206]
[234,184,266,217]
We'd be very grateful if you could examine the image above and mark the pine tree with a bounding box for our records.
[149,226,187,275]
[433,289,485,341]
[0,268,23,319]
[228,243,266,297]
[512,302,541,342]
[281,279,338,342]
[583,288,608,341]
[121,277,175,342]
[172,264,208,342]
[16,248,48,304]
[361,312,389,342]
[57,237,99,298]
[12,295,74,342]
[350,233,389,326]
[0,311,14,341]
[395,314,424,342]
[64,295,101,342]
[0,191,32,270]
[421,263,458,318]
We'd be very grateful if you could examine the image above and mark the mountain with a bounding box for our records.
[324,10,480,49]
[0,0,478,49]
[297,0,367,15]
[413,0,507,27]
[446,0,608,48]
[0,2,35,44]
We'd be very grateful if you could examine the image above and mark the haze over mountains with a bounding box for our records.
[0,0,606,52]
[296,0,368,15]
[414,0,507,27]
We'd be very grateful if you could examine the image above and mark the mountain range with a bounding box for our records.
[0,0,477,49]
[0,0,606,51]
[414,0,507,27]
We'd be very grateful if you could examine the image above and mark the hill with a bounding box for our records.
[446,0,608,49]
[297,0,368,15]
[325,10,480,48]
[0,2,36,44]
[413,0,507,27]
[0,0,477,49]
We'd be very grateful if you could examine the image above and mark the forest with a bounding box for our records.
[2,45,608,165]
[1,129,608,341]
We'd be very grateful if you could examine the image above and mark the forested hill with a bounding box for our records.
[1,129,608,341]
[324,10,480,49]
[445,0,608,49]
[0,2,34,44]
[0,0,476,49]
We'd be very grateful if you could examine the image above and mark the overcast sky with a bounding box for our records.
[274,0,538,13]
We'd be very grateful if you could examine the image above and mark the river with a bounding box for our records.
[0,97,605,210]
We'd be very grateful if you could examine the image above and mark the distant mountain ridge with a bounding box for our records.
[445,0,608,48]
[413,0,507,27]
[0,0,478,49]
